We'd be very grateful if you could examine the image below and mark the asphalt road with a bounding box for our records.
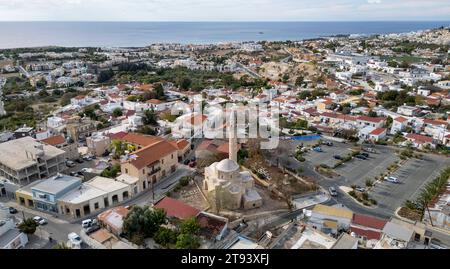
[369,154,450,215]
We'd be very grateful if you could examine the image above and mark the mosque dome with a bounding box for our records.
[216,159,239,173]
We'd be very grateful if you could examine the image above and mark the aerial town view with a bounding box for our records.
[0,1,449,257]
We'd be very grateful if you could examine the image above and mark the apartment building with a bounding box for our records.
[119,134,179,192]
[0,137,66,186]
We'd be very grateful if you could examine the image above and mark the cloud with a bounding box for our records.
[0,0,448,21]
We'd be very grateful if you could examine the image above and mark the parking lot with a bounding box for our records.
[335,146,400,188]
[303,142,354,168]
[369,154,450,215]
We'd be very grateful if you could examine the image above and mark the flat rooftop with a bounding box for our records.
[59,184,107,205]
[0,137,65,171]
[86,176,129,193]
[32,174,81,195]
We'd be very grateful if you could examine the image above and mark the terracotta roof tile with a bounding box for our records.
[41,135,65,146]
[154,197,200,220]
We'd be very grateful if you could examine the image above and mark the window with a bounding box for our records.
[162,159,164,164]
[94,203,99,210]
[171,154,174,159]
[125,168,128,174]
[143,169,145,175]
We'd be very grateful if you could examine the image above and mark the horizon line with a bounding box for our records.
[0,20,449,23]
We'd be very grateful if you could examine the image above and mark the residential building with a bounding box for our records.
[120,134,179,192]
[397,105,421,117]
[0,208,28,249]
[153,197,201,220]
[31,174,82,213]
[97,206,130,236]
[58,176,131,219]
[13,127,35,139]
[374,220,415,249]
[309,205,354,234]
[356,116,386,129]
[0,137,66,186]
[41,135,79,160]
[350,214,388,246]
[331,233,359,249]
[391,116,408,134]
[86,133,111,157]
[405,133,435,149]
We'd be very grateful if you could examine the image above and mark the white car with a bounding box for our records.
[33,216,47,225]
[385,176,399,183]
[68,232,82,248]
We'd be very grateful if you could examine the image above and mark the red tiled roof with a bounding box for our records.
[147,99,164,104]
[370,127,386,136]
[41,135,65,146]
[424,118,447,126]
[405,133,433,143]
[395,116,408,123]
[350,226,382,240]
[352,214,387,230]
[128,139,178,169]
[120,133,164,147]
[186,114,208,126]
[197,212,227,238]
[357,116,385,123]
[108,131,128,140]
[216,142,241,154]
[154,197,200,220]
[170,139,190,150]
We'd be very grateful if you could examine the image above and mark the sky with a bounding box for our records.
[0,0,449,21]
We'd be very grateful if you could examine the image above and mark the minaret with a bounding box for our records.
[229,110,238,163]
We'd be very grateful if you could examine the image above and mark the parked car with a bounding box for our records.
[75,158,84,164]
[363,147,376,153]
[329,187,338,196]
[324,141,333,146]
[355,155,367,160]
[183,159,190,165]
[68,233,82,248]
[385,176,399,183]
[66,161,76,168]
[355,186,366,192]
[333,155,343,160]
[9,207,18,214]
[81,219,98,228]
[313,147,323,152]
[33,216,47,225]
[82,156,92,161]
[361,152,370,158]
[85,224,101,235]
[189,161,197,168]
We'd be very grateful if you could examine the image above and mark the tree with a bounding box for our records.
[122,206,167,242]
[18,218,38,235]
[180,217,201,235]
[298,91,311,100]
[154,227,178,247]
[97,69,114,83]
[112,108,123,118]
[175,233,200,249]
[154,83,165,100]
[136,126,157,135]
[110,140,125,159]
[143,109,158,125]
[295,76,304,87]
[53,242,71,249]
[101,164,121,178]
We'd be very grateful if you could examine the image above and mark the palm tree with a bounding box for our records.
[53,242,71,249]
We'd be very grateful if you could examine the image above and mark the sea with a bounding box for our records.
[0,21,449,49]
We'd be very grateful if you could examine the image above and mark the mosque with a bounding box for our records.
[203,111,263,210]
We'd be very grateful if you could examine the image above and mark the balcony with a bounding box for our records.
[148,167,161,176]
